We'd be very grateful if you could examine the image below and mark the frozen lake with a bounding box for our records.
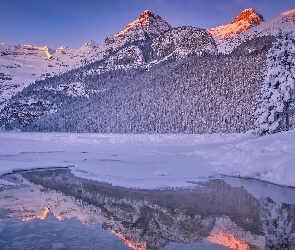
[0,169,294,249]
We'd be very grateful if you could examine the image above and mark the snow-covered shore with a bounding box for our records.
[0,131,295,188]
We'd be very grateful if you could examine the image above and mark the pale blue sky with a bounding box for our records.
[0,0,294,49]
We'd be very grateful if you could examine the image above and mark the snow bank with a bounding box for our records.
[0,179,15,187]
[202,131,295,187]
[0,131,295,188]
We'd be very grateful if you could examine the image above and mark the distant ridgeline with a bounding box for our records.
[0,36,275,133]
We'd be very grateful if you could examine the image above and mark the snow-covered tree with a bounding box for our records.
[254,30,295,135]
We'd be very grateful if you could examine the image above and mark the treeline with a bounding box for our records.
[2,36,275,134]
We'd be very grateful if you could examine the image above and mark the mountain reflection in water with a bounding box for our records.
[0,169,294,250]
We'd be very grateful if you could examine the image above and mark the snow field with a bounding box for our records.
[0,131,295,189]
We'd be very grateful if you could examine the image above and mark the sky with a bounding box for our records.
[0,0,294,50]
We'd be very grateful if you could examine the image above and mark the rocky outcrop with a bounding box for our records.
[152,26,217,61]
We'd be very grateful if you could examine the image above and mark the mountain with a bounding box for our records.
[66,10,173,68]
[1,36,273,132]
[0,43,76,106]
[218,8,295,53]
[1,8,295,133]
[208,8,264,43]
[0,9,219,128]
[67,11,217,72]
[103,10,172,50]
[0,11,171,107]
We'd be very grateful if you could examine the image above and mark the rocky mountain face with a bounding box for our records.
[73,10,173,68]
[68,10,217,69]
[208,8,264,43]
[151,26,217,62]
[104,10,171,50]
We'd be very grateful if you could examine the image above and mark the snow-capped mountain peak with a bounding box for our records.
[208,8,264,43]
[124,10,153,30]
[231,8,264,25]
[282,8,295,18]
[18,44,55,59]
[105,10,171,46]
[51,46,75,60]
[218,8,295,54]
[114,10,171,38]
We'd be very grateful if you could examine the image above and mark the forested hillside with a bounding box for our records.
[12,36,275,134]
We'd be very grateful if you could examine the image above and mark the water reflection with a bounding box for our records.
[0,210,131,250]
[19,206,62,221]
[0,169,294,250]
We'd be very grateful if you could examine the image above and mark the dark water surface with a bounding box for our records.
[0,169,295,250]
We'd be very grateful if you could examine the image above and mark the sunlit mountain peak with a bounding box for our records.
[208,8,264,43]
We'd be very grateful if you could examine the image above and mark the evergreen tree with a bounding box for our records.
[254,30,295,135]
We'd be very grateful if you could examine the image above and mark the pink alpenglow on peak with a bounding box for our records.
[231,8,264,25]
[109,10,171,40]
[122,10,171,35]
[101,10,171,57]
[208,8,264,43]
[282,8,295,16]
[125,10,152,29]
[281,8,295,22]
[217,8,295,54]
